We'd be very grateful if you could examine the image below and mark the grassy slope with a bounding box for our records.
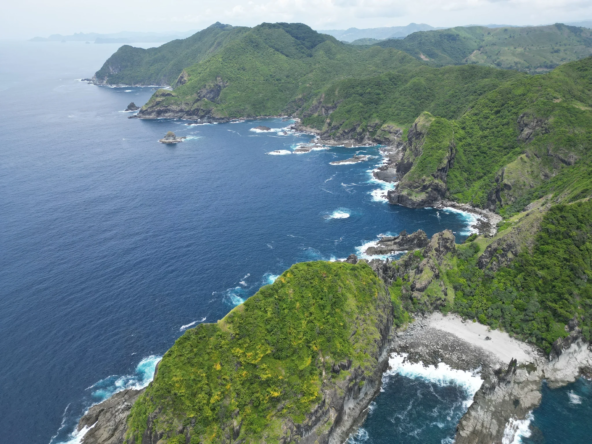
[377,24,592,73]
[93,23,249,85]
[125,261,390,444]
[140,23,420,118]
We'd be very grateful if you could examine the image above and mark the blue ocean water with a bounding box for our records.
[0,41,583,444]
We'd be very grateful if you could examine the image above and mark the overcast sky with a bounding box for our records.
[1,0,592,39]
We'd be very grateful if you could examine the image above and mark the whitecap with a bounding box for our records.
[354,234,401,261]
[87,355,161,402]
[325,208,351,220]
[179,317,207,331]
[386,353,483,403]
[184,135,200,141]
[367,168,397,203]
[502,412,533,444]
[267,150,291,155]
[568,390,583,404]
[124,90,132,92]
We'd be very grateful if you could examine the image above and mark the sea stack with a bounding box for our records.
[125,102,139,111]
[159,131,185,144]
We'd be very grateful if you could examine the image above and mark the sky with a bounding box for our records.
[1,0,592,39]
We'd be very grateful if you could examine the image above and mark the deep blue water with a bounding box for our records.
[522,378,592,444]
[0,41,584,444]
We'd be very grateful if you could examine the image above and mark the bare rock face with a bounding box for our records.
[78,388,143,444]
[365,230,429,256]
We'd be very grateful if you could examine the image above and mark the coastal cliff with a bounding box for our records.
[77,261,395,444]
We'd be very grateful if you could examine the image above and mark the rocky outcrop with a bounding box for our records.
[387,113,455,208]
[125,102,139,111]
[456,328,592,444]
[517,113,549,143]
[138,78,229,120]
[365,230,429,256]
[77,388,143,444]
[254,126,271,131]
[371,230,456,310]
[158,131,185,144]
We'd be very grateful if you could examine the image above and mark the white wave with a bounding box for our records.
[386,353,483,405]
[230,119,245,124]
[441,207,483,235]
[367,167,397,203]
[502,412,533,444]
[184,135,201,141]
[324,174,336,183]
[263,273,279,285]
[267,150,291,155]
[354,235,401,261]
[223,286,246,306]
[180,317,207,331]
[325,208,351,220]
[569,390,583,404]
[347,427,370,443]
[239,280,247,286]
[124,90,132,92]
[88,355,161,402]
[58,423,96,444]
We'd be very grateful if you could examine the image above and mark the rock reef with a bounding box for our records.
[365,230,429,256]
[158,131,185,144]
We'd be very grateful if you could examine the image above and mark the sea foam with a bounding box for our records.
[502,412,533,444]
[441,207,483,235]
[88,355,161,402]
[386,353,483,406]
[325,208,351,220]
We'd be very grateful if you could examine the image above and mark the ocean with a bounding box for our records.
[0,41,586,444]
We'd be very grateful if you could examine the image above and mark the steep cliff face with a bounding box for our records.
[78,261,395,444]
[387,113,456,208]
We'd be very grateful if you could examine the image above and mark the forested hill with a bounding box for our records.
[376,24,592,73]
[135,23,420,120]
[92,23,249,86]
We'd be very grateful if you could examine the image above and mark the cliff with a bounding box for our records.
[77,261,394,444]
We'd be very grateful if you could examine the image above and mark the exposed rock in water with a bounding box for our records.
[254,125,272,131]
[330,155,369,165]
[344,254,358,264]
[159,131,185,144]
[125,102,139,111]
[77,388,143,444]
[365,230,429,256]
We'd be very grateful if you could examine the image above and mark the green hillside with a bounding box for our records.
[377,24,592,73]
[93,23,249,86]
[303,56,592,212]
[136,23,420,119]
[125,261,392,443]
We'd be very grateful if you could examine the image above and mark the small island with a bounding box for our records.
[159,131,186,144]
[254,125,271,131]
[330,154,369,165]
[125,102,139,111]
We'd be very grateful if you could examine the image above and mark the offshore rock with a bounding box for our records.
[125,102,139,111]
[158,131,185,144]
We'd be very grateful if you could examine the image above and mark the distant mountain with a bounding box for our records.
[320,23,436,42]
[30,30,196,44]
[567,21,592,29]
[376,24,592,73]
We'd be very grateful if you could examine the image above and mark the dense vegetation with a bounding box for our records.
[139,23,420,119]
[448,200,592,353]
[377,24,592,73]
[125,261,390,443]
[94,23,249,85]
[301,64,522,134]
